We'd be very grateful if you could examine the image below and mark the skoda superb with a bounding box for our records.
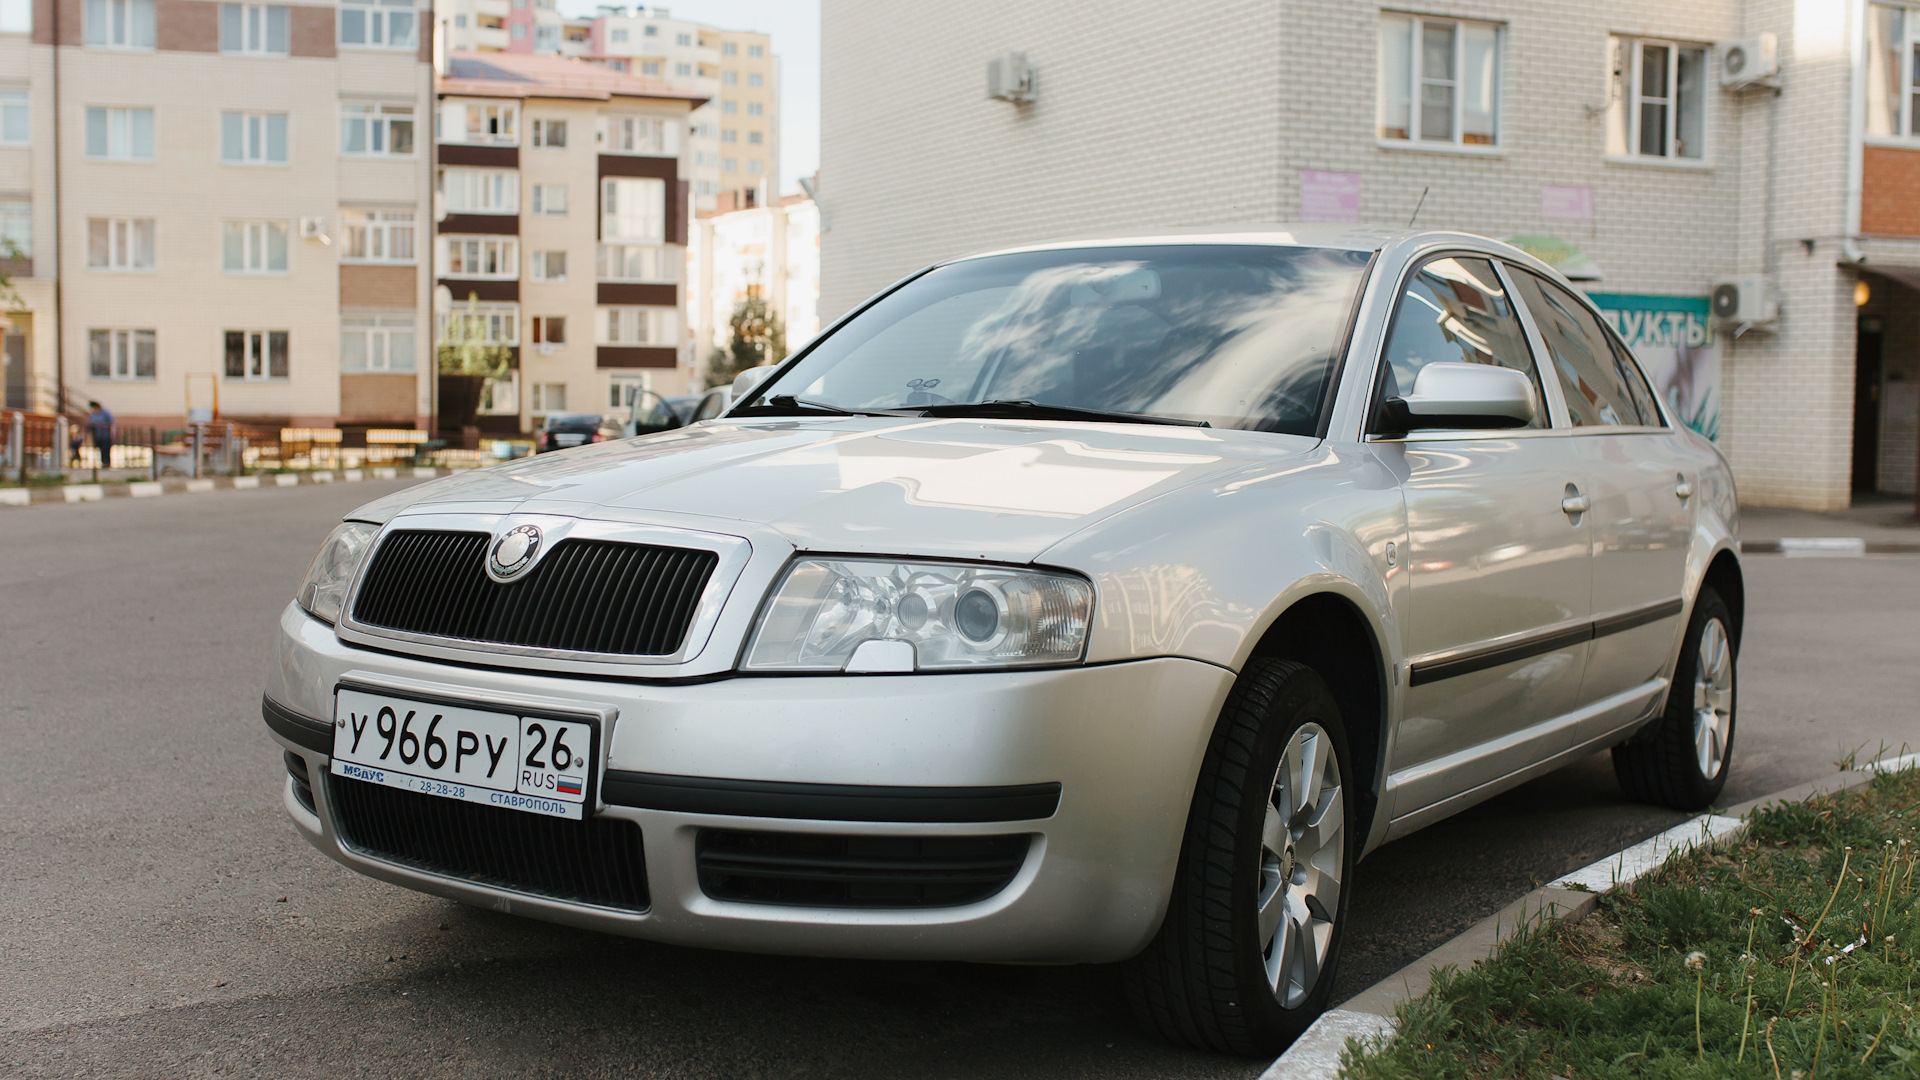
[264,228,1742,1054]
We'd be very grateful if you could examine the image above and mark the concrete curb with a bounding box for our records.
[1742,537,1920,555]
[1260,750,1920,1080]
[2,467,470,507]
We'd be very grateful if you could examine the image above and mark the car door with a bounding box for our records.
[1372,255,1595,826]
[1508,270,1692,734]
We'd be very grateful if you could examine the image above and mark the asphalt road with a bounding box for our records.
[4,484,1916,1079]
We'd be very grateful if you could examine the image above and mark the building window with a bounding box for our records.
[747,102,763,117]
[609,373,652,408]
[220,4,288,54]
[531,117,567,147]
[340,103,414,155]
[531,249,567,282]
[441,302,518,345]
[530,316,565,344]
[340,208,414,262]
[722,157,736,172]
[721,129,736,143]
[84,0,153,47]
[597,243,674,282]
[721,41,736,55]
[339,0,416,49]
[600,114,673,154]
[0,0,30,33]
[1605,38,1707,159]
[223,220,289,273]
[694,150,716,166]
[640,59,660,75]
[693,179,718,196]
[747,159,762,174]
[509,23,524,39]
[1,90,27,146]
[341,314,415,372]
[479,372,517,414]
[643,23,654,35]
[530,382,567,412]
[747,130,762,145]
[598,306,676,345]
[1868,4,1920,139]
[221,111,289,164]
[610,27,627,42]
[84,107,154,160]
[531,184,568,216]
[722,101,737,114]
[722,71,737,85]
[0,200,29,257]
[1377,14,1500,147]
[441,235,519,278]
[87,217,154,270]
[440,168,519,213]
[443,101,517,145]
[89,329,156,380]
[601,177,664,242]
[692,120,716,138]
[675,61,691,76]
[453,13,464,27]
[224,330,289,380]
[747,73,762,87]
[675,31,689,45]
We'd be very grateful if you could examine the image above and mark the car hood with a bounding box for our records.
[358,418,1317,562]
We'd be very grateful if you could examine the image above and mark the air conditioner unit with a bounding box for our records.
[1710,277,1778,325]
[1720,33,1779,89]
[298,216,328,240]
[987,52,1037,103]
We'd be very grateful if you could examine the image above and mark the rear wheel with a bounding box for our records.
[1613,587,1737,810]
[1124,658,1353,1056]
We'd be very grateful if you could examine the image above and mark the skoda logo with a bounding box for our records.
[488,525,543,581]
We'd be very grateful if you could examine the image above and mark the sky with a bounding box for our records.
[555,0,821,195]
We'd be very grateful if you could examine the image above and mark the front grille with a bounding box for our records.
[696,829,1031,909]
[351,529,718,656]
[327,775,650,913]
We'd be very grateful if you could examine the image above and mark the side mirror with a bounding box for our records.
[732,365,776,403]
[1373,362,1537,434]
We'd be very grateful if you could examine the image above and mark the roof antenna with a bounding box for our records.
[1407,186,1430,228]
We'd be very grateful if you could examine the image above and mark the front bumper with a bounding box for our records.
[265,603,1234,963]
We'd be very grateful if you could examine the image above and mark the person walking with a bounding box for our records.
[86,400,114,476]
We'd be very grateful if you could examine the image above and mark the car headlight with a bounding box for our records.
[743,558,1094,672]
[296,522,379,625]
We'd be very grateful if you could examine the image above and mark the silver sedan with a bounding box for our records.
[264,227,1740,1056]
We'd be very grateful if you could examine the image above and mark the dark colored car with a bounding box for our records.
[532,413,611,453]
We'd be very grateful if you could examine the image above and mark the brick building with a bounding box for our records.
[818,0,1920,510]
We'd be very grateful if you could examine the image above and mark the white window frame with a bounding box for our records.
[596,305,677,345]
[441,303,519,346]
[87,217,155,271]
[531,249,568,282]
[440,235,519,279]
[441,101,518,146]
[531,184,568,216]
[596,243,675,283]
[222,220,290,274]
[339,208,415,263]
[1867,3,1920,143]
[600,177,665,242]
[1377,13,1502,150]
[221,110,289,164]
[220,3,288,55]
[340,102,415,156]
[440,168,519,214]
[479,371,518,415]
[84,106,155,161]
[599,114,677,155]
[88,329,156,381]
[530,381,568,414]
[529,315,566,345]
[224,329,290,381]
[1606,37,1710,162]
[0,0,31,34]
[340,314,416,373]
[339,0,416,50]
[0,199,30,257]
[531,117,567,148]
[84,0,153,49]
[1,89,29,146]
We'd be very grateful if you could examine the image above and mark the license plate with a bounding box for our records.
[553,433,586,446]
[331,687,597,820]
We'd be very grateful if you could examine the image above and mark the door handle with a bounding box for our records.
[1561,488,1590,517]
[1674,475,1693,502]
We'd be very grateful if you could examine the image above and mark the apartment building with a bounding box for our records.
[436,52,700,434]
[821,0,1920,511]
[1,0,435,429]
[689,190,817,382]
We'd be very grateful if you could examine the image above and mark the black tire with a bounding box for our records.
[1123,658,1354,1056]
[1613,587,1737,810]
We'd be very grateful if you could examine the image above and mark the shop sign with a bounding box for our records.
[1587,293,1720,441]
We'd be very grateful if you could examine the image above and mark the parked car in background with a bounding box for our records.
[266,227,1740,1057]
[687,384,733,423]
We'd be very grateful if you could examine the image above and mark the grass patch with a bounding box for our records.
[1342,769,1920,1079]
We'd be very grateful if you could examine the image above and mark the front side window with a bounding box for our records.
[339,0,416,49]
[1606,38,1708,159]
[531,184,567,216]
[742,245,1373,435]
[220,3,288,54]
[441,235,518,278]
[596,243,674,282]
[1868,3,1920,139]
[85,107,155,160]
[1378,13,1500,146]
[84,0,153,48]
[531,249,567,281]
[1510,271,1657,427]
[1377,256,1543,427]
[89,329,156,380]
[601,177,664,242]
[221,111,289,164]
[224,330,289,380]
[1,90,29,146]
[340,103,415,155]
[222,220,289,273]
[597,305,676,344]
[340,208,415,262]
[441,168,519,213]
[341,315,416,372]
[87,217,156,270]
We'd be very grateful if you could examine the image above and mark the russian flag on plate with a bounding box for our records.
[556,776,583,797]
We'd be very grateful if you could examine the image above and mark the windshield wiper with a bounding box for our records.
[912,400,1209,427]
[740,395,914,418]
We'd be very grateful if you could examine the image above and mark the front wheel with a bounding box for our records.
[1613,587,1737,810]
[1123,658,1353,1056]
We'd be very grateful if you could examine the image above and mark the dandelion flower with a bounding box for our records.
[1686,951,1706,972]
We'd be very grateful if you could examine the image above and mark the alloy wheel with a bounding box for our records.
[1692,617,1734,780]
[1257,721,1345,1008]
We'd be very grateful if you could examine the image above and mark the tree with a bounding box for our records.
[707,295,786,387]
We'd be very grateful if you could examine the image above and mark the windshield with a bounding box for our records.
[742,244,1373,434]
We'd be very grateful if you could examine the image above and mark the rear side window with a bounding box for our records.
[1511,270,1655,427]
[1379,255,1545,428]
[1608,337,1666,427]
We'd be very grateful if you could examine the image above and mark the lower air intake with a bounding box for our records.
[696,829,1031,908]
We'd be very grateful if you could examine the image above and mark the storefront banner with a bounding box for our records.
[1587,293,1721,441]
